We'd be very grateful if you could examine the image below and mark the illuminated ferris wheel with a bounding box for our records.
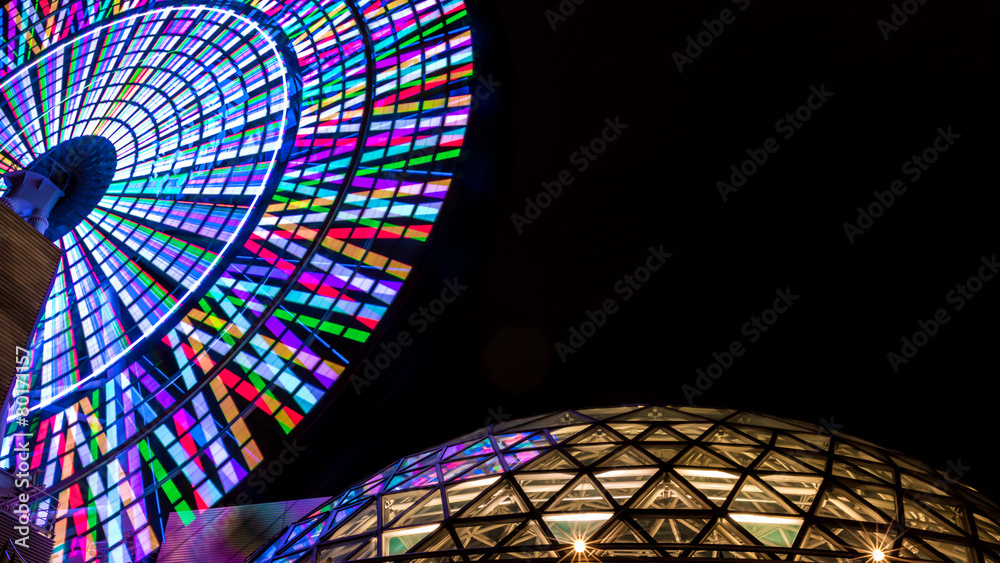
[0,0,476,561]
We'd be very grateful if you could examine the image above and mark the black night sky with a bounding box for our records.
[246,0,1000,510]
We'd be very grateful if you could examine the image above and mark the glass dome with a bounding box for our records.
[249,405,1000,563]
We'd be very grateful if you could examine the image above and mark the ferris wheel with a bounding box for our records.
[0,0,476,561]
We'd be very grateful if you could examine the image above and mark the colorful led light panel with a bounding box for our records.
[0,0,475,561]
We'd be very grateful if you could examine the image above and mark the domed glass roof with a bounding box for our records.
[249,405,1000,562]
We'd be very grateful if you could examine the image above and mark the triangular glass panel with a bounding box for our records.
[815,486,886,523]
[512,411,591,431]
[385,468,425,491]
[283,514,324,546]
[730,476,796,514]
[731,514,803,547]
[640,427,685,442]
[576,406,639,420]
[790,432,832,451]
[454,455,504,481]
[504,450,542,470]
[786,451,828,472]
[600,520,645,543]
[672,422,714,440]
[459,438,497,459]
[383,489,435,527]
[608,422,651,438]
[632,474,712,510]
[568,425,620,444]
[454,521,521,549]
[900,472,948,495]
[642,445,685,464]
[598,446,656,467]
[834,441,882,462]
[757,451,815,473]
[507,433,550,451]
[675,446,734,468]
[523,450,577,471]
[798,526,843,551]
[675,467,741,506]
[461,481,529,517]
[985,550,1000,563]
[383,524,439,555]
[305,498,337,519]
[856,462,895,484]
[901,537,945,561]
[920,540,972,563]
[549,475,615,512]
[441,456,487,481]
[416,530,459,553]
[325,500,378,541]
[832,461,883,483]
[975,512,1000,543]
[592,467,656,507]
[677,406,736,420]
[701,518,754,545]
[392,490,446,528]
[903,498,960,534]
[565,444,616,466]
[851,483,896,520]
[711,445,762,467]
[543,513,613,543]
[321,503,365,537]
[515,473,575,508]
[759,474,822,511]
[391,466,439,491]
[445,477,501,516]
[825,525,897,553]
[507,520,552,547]
[495,432,534,450]
[705,426,755,444]
[891,454,932,474]
[399,450,440,472]
[315,539,366,563]
[618,406,701,422]
[775,433,817,451]
[633,518,708,543]
[350,537,376,559]
[728,412,808,430]
[441,440,477,461]
[732,425,775,445]
[280,515,327,554]
[547,424,589,443]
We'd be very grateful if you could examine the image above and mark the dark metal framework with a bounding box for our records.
[246,405,1000,563]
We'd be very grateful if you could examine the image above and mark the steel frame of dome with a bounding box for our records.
[0,0,479,560]
[247,405,1000,563]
